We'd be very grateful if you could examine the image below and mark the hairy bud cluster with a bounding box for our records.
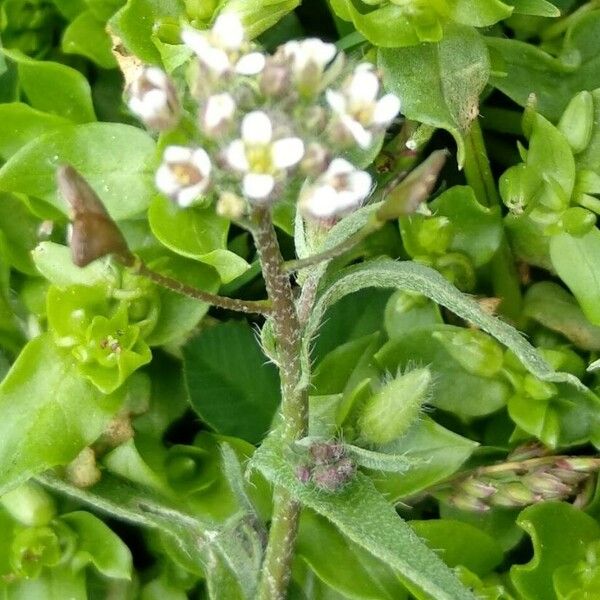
[296,441,356,492]
[125,12,402,221]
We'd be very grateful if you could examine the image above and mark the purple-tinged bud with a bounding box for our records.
[459,477,497,499]
[312,458,355,492]
[300,143,330,177]
[260,55,291,97]
[296,464,312,485]
[548,467,588,485]
[507,441,548,461]
[491,483,540,507]
[309,441,346,465]
[555,457,600,473]
[523,471,572,498]
[446,494,490,513]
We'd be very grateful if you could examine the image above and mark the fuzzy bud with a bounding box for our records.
[309,441,346,465]
[312,457,355,492]
[491,482,540,507]
[459,477,496,499]
[216,191,246,220]
[260,55,291,97]
[65,447,102,488]
[359,367,431,445]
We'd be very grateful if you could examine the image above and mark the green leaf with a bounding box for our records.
[183,321,281,444]
[2,49,96,123]
[252,429,476,600]
[110,0,185,64]
[223,0,300,40]
[296,510,408,600]
[0,335,117,495]
[550,229,600,326]
[148,195,249,283]
[0,103,71,161]
[0,123,157,221]
[508,0,560,16]
[379,25,491,166]
[60,511,132,579]
[523,281,600,350]
[369,417,478,500]
[432,186,503,266]
[510,502,600,600]
[62,10,118,69]
[487,12,600,121]
[0,193,40,275]
[409,520,504,577]
[144,255,220,346]
[302,259,587,393]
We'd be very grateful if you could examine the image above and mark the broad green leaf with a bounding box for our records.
[510,502,600,600]
[370,417,478,500]
[252,429,476,600]
[0,193,40,275]
[32,242,118,288]
[508,0,560,16]
[487,12,600,121]
[384,291,443,339]
[296,510,408,600]
[148,195,249,283]
[183,321,280,444]
[110,0,185,64]
[523,281,600,350]
[60,511,132,579]
[0,335,117,495]
[144,255,220,346]
[0,123,156,221]
[409,520,503,576]
[550,230,600,326]
[0,103,71,161]
[2,49,96,123]
[302,259,587,393]
[379,25,490,166]
[62,10,118,69]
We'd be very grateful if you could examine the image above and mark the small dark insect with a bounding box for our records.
[56,165,133,268]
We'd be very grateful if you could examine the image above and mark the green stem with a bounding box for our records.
[250,207,308,600]
[463,119,523,320]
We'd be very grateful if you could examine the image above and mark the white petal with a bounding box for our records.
[302,185,339,219]
[272,138,304,169]
[348,170,372,201]
[226,140,249,172]
[242,111,272,145]
[181,27,210,55]
[200,46,231,75]
[349,67,379,104]
[235,52,266,75]
[282,41,299,59]
[191,148,212,177]
[143,66,169,87]
[212,13,244,49]
[155,165,180,195]
[336,189,364,211]
[307,39,336,66]
[176,182,207,207]
[132,89,167,119]
[164,145,194,163]
[204,93,236,129]
[326,89,346,114]
[341,115,373,149]
[243,173,275,200]
[326,158,354,177]
[373,94,401,125]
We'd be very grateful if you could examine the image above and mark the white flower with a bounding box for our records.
[182,13,265,77]
[283,38,336,75]
[203,93,236,136]
[300,158,372,219]
[155,146,212,207]
[127,66,179,130]
[326,63,401,148]
[225,111,304,202]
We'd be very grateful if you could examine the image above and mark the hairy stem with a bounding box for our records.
[250,207,308,600]
[132,260,272,315]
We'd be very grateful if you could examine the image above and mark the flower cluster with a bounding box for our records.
[126,13,402,221]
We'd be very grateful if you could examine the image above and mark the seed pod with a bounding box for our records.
[57,165,133,267]
[558,90,594,153]
[358,367,431,445]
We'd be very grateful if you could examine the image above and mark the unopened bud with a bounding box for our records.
[523,471,571,498]
[446,493,490,512]
[555,457,600,473]
[202,93,236,137]
[359,367,431,445]
[459,477,496,499]
[127,66,180,130]
[300,143,330,177]
[1,483,56,526]
[312,457,355,492]
[309,441,346,465]
[65,447,101,488]
[548,467,587,485]
[216,191,245,220]
[260,56,291,97]
[558,90,594,153]
[491,482,539,507]
[499,163,537,215]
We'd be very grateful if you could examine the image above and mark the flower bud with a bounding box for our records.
[446,493,489,512]
[260,55,291,97]
[312,457,355,492]
[459,477,496,499]
[202,92,236,137]
[127,66,180,130]
[1,483,56,526]
[359,367,431,445]
[432,328,504,378]
[216,191,245,220]
[558,90,594,153]
[555,457,600,473]
[499,163,537,215]
[300,143,330,177]
[309,441,346,465]
[522,471,572,498]
[491,482,540,507]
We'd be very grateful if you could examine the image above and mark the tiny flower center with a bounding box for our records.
[172,163,203,186]
[246,145,274,174]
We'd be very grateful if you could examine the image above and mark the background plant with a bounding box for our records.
[1,1,600,599]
